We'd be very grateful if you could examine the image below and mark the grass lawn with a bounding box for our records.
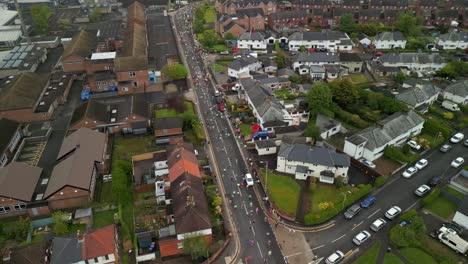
[203,5,216,23]
[212,63,226,72]
[353,241,381,264]
[274,89,292,98]
[383,253,403,264]
[259,169,300,215]
[239,123,252,136]
[400,248,437,264]
[305,183,372,225]
[155,108,178,118]
[113,135,158,161]
[425,196,457,219]
[93,210,116,229]
[443,186,465,199]
[213,44,229,53]
[99,182,113,203]
[420,235,465,263]
[416,133,445,149]
[346,74,370,84]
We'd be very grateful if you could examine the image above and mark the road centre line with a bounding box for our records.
[331,234,346,243]
[367,208,381,219]
[352,221,363,230]
[311,245,325,250]
[285,252,303,258]
[256,241,264,258]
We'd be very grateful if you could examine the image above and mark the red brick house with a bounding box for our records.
[215,15,247,37]
[167,144,201,182]
[82,225,119,263]
[61,31,97,73]
[44,128,107,210]
[154,117,183,138]
[215,0,276,16]
[0,162,44,219]
[268,10,309,30]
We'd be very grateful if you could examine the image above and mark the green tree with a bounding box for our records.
[393,72,408,84]
[202,30,218,48]
[303,123,321,139]
[14,217,30,241]
[395,13,422,37]
[111,167,131,205]
[193,19,204,33]
[274,54,285,69]
[89,7,103,22]
[182,234,209,260]
[339,13,357,34]
[224,32,235,40]
[378,96,406,114]
[288,74,302,84]
[306,82,333,113]
[194,7,205,21]
[437,61,468,79]
[356,19,380,36]
[59,19,71,30]
[299,45,307,52]
[162,63,188,80]
[329,79,360,107]
[30,5,53,35]
[52,211,69,236]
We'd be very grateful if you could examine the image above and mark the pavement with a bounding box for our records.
[172,5,285,264]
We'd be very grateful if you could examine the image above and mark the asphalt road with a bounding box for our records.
[305,127,468,263]
[173,6,285,264]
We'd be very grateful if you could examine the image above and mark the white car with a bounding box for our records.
[414,184,431,197]
[451,157,465,168]
[359,158,376,169]
[415,159,428,170]
[353,230,371,245]
[450,133,465,143]
[325,250,344,264]
[370,218,387,232]
[407,140,421,150]
[245,173,254,187]
[402,167,418,178]
[385,206,402,220]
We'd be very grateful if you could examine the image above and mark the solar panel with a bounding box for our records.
[19,52,27,59]
[11,53,20,60]
[18,45,26,52]
[4,60,14,68]
[25,45,33,52]
[0,61,6,69]
[11,46,19,52]
[12,60,21,68]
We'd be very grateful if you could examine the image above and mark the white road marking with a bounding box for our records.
[331,234,346,243]
[256,241,264,258]
[251,226,256,236]
[285,252,303,258]
[311,244,325,250]
[237,186,243,197]
[367,208,381,219]
[308,257,324,264]
[352,221,363,230]
[243,202,248,215]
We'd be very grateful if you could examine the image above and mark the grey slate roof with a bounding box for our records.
[239,32,264,41]
[396,84,440,107]
[374,31,406,42]
[339,52,362,62]
[315,113,340,133]
[277,68,296,77]
[438,31,468,42]
[255,140,276,149]
[457,196,468,216]
[228,56,260,71]
[294,52,340,63]
[242,79,285,123]
[236,8,264,17]
[288,31,348,42]
[445,80,468,98]
[50,237,82,263]
[309,65,325,73]
[380,53,446,64]
[278,144,350,167]
[347,111,424,151]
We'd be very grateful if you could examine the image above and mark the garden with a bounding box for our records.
[193,4,230,53]
[258,169,300,216]
[423,186,464,220]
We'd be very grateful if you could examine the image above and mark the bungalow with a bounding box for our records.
[436,31,468,50]
[343,110,425,161]
[395,84,440,112]
[44,128,107,210]
[237,32,267,50]
[288,31,353,52]
[443,80,468,105]
[315,113,341,139]
[379,53,447,75]
[0,119,22,167]
[255,140,277,155]
[373,31,407,49]
[277,144,350,184]
[228,56,263,78]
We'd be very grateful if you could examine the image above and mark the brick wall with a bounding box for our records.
[155,128,183,137]
[62,55,88,73]
[0,108,51,123]
[47,186,90,210]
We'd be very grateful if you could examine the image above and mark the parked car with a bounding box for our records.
[414,184,431,197]
[344,204,362,219]
[407,140,421,150]
[440,144,453,153]
[353,230,371,245]
[450,133,465,143]
[245,173,254,187]
[359,158,376,169]
[370,218,387,232]
[402,167,418,178]
[451,157,465,168]
[429,176,443,187]
[415,159,428,170]
[360,196,377,208]
[385,206,402,220]
[325,251,344,264]
[464,139,468,146]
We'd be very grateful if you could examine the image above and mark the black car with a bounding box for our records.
[429,176,443,187]
[227,77,237,83]
[344,204,362,219]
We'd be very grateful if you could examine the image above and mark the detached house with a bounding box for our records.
[288,31,353,52]
[228,56,262,78]
[237,32,267,50]
[373,31,407,49]
[379,53,447,74]
[344,110,424,161]
[277,144,350,184]
[437,31,468,50]
[395,84,440,112]
[443,80,468,105]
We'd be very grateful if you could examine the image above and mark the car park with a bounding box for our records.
[450,133,465,143]
[407,140,421,150]
[385,206,402,220]
[359,158,376,169]
[440,144,453,153]
[370,218,387,232]
[415,159,428,170]
[451,157,465,168]
[429,176,443,187]
[325,250,344,264]
[414,184,431,197]
[353,230,371,245]
[402,166,418,178]
[360,196,377,208]
[245,173,254,187]
[344,204,362,219]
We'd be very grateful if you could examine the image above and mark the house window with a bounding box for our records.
[122,87,129,92]
[129,72,136,78]
[14,204,26,211]
[133,81,138,87]
[266,148,270,151]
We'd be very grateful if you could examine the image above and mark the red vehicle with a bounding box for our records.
[219,102,226,112]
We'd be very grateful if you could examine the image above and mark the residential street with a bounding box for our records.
[172,6,285,264]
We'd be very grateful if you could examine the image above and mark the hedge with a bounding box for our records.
[334,108,369,128]
[422,187,441,206]
[384,146,419,163]
[422,119,452,139]
[375,175,386,187]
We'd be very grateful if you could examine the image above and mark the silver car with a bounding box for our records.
[370,218,387,232]
[353,230,371,245]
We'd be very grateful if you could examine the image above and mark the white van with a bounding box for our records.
[442,101,460,111]
[438,227,468,255]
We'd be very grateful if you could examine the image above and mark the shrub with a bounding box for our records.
[402,144,411,154]
[443,112,454,120]
[422,187,441,206]
[374,175,385,187]
[384,146,410,163]
[400,209,417,222]
[390,225,420,248]
[334,176,345,188]
[422,119,452,139]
